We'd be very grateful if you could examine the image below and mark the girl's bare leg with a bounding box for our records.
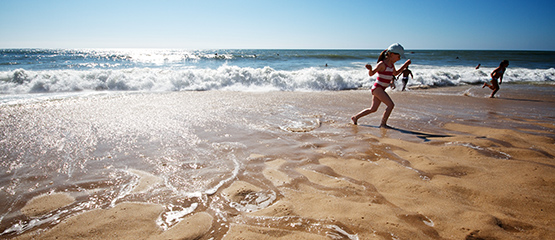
[351,94,382,125]
[371,88,395,127]
[490,87,499,98]
[489,80,500,98]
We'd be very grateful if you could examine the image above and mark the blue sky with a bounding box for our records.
[1,0,554,50]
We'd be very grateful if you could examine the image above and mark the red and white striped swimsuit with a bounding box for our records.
[371,62,394,92]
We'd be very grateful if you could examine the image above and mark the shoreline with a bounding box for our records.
[3,84,554,239]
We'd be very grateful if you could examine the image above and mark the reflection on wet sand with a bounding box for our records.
[3,85,555,239]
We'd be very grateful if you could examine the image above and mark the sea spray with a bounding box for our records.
[1,49,554,104]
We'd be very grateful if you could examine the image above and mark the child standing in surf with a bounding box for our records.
[482,60,509,98]
[351,43,411,128]
[398,66,413,91]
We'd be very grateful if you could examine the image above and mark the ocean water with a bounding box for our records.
[1,49,555,238]
[1,49,554,104]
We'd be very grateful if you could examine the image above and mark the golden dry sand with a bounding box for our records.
[14,122,555,240]
[15,169,213,240]
[222,121,555,239]
[20,193,75,218]
[16,202,213,240]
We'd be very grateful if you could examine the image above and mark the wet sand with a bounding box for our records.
[4,84,555,239]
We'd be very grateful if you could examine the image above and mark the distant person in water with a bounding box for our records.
[397,67,413,91]
[351,43,411,128]
[482,60,509,98]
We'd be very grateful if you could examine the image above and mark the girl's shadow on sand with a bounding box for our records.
[358,124,451,142]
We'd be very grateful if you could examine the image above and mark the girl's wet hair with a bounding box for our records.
[500,60,509,66]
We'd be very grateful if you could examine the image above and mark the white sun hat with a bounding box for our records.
[387,43,406,58]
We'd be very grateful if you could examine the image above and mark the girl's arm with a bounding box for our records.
[395,71,403,78]
[390,76,397,89]
[491,67,501,79]
[393,59,411,76]
[366,62,385,76]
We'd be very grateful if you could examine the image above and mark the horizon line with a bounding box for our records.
[1,47,554,52]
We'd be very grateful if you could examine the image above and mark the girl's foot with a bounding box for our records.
[351,116,358,125]
[380,124,392,129]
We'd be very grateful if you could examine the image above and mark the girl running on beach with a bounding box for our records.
[482,60,509,98]
[351,43,411,128]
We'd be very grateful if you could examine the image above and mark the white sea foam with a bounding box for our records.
[1,66,553,98]
[0,66,366,94]
[410,65,555,87]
